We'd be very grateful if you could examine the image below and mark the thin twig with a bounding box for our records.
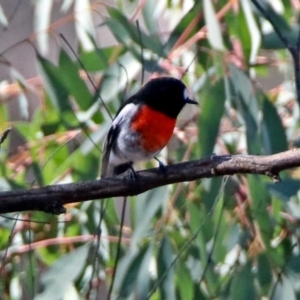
[60,34,113,120]
[0,214,19,274]
[136,20,145,85]
[147,177,227,299]
[107,197,127,299]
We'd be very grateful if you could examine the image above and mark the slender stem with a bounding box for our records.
[107,197,127,299]
[136,20,145,85]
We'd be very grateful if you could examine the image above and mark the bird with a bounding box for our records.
[101,77,197,178]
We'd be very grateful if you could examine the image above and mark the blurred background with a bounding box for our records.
[1,0,300,299]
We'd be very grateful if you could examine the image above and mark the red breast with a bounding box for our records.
[131,105,176,153]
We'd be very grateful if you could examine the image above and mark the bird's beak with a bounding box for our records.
[185,98,198,105]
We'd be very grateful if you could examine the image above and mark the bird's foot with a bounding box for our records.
[155,157,167,174]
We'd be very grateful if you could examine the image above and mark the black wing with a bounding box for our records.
[100,123,121,178]
[101,94,139,178]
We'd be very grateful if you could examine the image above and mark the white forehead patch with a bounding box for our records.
[183,88,189,100]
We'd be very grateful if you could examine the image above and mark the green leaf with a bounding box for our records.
[79,48,112,72]
[38,69,78,127]
[187,201,219,294]
[241,0,261,65]
[132,186,169,246]
[254,0,291,31]
[157,237,176,300]
[257,254,272,295]
[230,262,256,300]
[198,77,226,157]
[106,7,165,58]
[287,253,300,274]
[136,244,154,300]
[262,27,299,49]
[210,192,227,262]
[35,243,90,300]
[142,0,159,34]
[226,5,251,56]
[267,179,300,201]
[165,2,203,52]
[248,175,285,267]
[176,260,194,300]
[54,146,101,182]
[37,53,72,113]
[203,0,224,50]
[202,177,223,211]
[261,96,288,154]
[117,246,149,299]
[229,64,261,154]
[255,1,294,49]
[99,52,141,103]
[248,175,273,244]
[58,50,93,110]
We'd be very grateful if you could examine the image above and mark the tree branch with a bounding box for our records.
[1,149,300,215]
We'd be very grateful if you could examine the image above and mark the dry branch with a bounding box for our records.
[1,149,300,215]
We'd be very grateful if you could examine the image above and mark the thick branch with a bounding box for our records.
[1,149,300,215]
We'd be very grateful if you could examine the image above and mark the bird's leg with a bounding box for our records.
[114,161,139,180]
[129,165,140,181]
[154,157,166,174]
[114,162,133,176]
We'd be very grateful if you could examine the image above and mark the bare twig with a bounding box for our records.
[107,197,127,300]
[0,149,300,214]
[2,235,131,259]
[136,20,145,85]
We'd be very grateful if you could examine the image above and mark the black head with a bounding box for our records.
[132,77,197,118]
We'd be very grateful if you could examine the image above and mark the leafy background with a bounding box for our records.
[1,0,300,299]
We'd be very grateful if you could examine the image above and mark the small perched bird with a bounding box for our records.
[101,77,197,178]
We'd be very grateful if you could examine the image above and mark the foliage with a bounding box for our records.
[1,0,300,299]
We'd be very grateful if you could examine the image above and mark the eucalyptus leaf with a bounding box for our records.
[230,263,256,300]
[198,77,225,157]
[203,0,224,50]
[35,244,90,300]
[157,237,176,300]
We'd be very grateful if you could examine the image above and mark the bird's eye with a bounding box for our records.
[183,88,189,100]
